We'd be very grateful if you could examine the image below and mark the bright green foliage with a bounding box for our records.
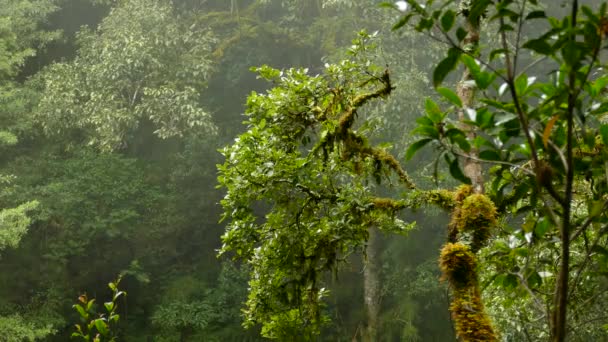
[218,33,419,338]
[0,200,38,252]
[0,314,55,342]
[35,0,216,150]
[72,277,125,342]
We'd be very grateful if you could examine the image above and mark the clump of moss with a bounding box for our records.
[457,194,497,251]
[453,184,473,203]
[371,197,405,211]
[425,189,456,210]
[458,194,497,230]
[439,243,477,289]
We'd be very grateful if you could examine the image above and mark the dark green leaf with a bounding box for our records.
[456,27,467,41]
[526,10,546,19]
[479,150,501,161]
[527,272,542,288]
[441,10,456,31]
[523,37,554,55]
[600,125,608,146]
[448,157,471,184]
[412,125,439,139]
[405,138,433,161]
[433,48,461,87]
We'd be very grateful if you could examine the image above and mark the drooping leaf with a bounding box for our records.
[405,138,433,161]
[433,48,461,87]
[437,87,462,107]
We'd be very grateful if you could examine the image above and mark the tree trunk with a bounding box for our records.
[457,13,483,193]
[363,226,380,342]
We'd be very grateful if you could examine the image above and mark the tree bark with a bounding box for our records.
[363,226,380,342]
[457,12,483,194]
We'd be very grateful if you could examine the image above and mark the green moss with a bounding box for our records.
[458,194,497,230]
[439,242,498,341]
[453,184,473,203]
[439,243,477,289]
[371,197,405,211]
[457,194,497,250]
[450,287,498,342]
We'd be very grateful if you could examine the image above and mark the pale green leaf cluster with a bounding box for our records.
[0,131,17,146]
[36,0,217,150]
[0,200,38,252]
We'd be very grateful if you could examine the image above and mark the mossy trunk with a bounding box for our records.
[439,2,499,341]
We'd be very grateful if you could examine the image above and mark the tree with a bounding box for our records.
[219,0,608,340]
[35,0,216,151]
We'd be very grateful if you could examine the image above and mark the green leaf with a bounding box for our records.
[489,48,508,61]
[468,0,492,23]
[437,87,462,107]
[412,125,439,139]
[86,298,96,312]
[440,10,456,31]
[534,217,552,238]
[526,10,546,20]
[515,73,528,95]
[416,116,434,126]
[460,54,480,76]
[600,125,608,146]
[447,157,471,184]
[425,98,444,122]
[433,48,461,87]
[456,27,467,42]
[475,108,493,127]
[479,150,501,161]
[453,135,471,152]
[94,319,109,336]
[392,14,414,31]
[405,138,433,161]
[104,301,114,312]
[73,304,88,319]
[523,37,554,55]
[527,272,542,288]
